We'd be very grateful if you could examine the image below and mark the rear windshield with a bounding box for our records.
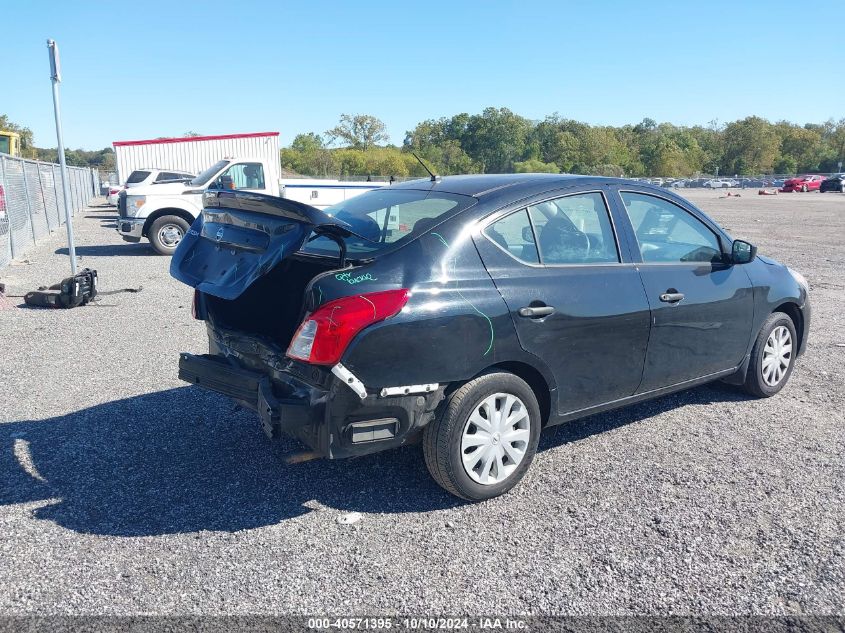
[301,188,476,258]
[126,170,151,184]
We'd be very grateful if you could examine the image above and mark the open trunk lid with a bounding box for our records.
[170,190,349,300]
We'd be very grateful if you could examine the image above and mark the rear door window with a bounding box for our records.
[484,209,539,264]
[528,192,619,264]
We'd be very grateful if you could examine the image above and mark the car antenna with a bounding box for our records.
[412,152,440,182]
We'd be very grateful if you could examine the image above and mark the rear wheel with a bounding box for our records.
[742,312,797,398]
[423,372,541,501]
[149,215,190,256]
[801,184,808,192]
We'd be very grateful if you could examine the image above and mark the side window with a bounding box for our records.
[216,163,265,190]
[620,192,722,263]
[484,209,539,264]
[528,192,619,264]
[155,172,178,182]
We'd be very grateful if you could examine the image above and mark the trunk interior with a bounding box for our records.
[204,256,337,350]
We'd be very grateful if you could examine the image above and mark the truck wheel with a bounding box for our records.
[742,312,797,398]
[149,215,189,256]
[423,371,541,501]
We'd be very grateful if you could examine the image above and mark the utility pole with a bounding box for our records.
[47,39,77,275]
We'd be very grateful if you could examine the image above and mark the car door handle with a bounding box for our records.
[659,292,685,303]
[518,306,556,318]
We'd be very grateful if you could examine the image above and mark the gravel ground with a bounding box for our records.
[0,191,843,616]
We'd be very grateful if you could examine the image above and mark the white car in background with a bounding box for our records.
[704,178,737,189]
[107,168,194,206]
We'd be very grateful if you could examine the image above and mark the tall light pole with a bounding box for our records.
[47,39,77,275]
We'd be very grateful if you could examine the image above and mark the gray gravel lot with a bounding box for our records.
[0,190,843,616]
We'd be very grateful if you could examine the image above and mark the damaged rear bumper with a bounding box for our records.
[178,327,445,458]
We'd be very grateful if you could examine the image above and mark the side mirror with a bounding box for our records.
[731,239,757,265]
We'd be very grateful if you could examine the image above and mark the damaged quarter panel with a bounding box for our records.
[339,220,526,389]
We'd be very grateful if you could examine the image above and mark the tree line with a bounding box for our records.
[282,110,845,179]
[5,111,844,179]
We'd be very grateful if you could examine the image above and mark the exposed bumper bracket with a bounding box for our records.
[379,383,440,398]
[331,363,368,400]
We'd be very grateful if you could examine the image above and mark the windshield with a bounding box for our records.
[191,160,229,187]
[301,188,476,258]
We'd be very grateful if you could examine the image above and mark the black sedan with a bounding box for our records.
[172,175,811,501]
[820,173,845,193]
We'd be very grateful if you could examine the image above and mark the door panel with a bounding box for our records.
[636,264,754,390]
[475,193,651,414]
[612,190,755,390]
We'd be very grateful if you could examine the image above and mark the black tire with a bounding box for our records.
[148,215,190,256]
[423,371,541,501]
[801,184,808,192]
[742,311,798,398]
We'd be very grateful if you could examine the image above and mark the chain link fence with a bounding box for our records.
[0,155,98,270]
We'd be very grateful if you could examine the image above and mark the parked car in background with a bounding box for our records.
[108,168,195,206]
[704,178,733,188]
[739,178,767,188]
[172,174,810,500]
[668,179,688,188]
[819,173,845,193]
[771,178,786,188]
[781,175,824,192]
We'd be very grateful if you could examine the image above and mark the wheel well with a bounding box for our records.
[142,208,196,236]
[489,361,552,426]
[774,302,804,353]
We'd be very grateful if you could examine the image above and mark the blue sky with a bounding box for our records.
[3,0,843,150]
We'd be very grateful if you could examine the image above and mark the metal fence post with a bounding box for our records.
[20,161,37,247]
[36,162,49,231]
[52,163,64,226]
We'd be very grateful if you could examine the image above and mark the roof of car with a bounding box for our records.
[392,174,595,197]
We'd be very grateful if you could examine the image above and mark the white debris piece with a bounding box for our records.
[337,512,362,525]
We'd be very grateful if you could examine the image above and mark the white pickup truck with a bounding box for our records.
[117,156,384,255]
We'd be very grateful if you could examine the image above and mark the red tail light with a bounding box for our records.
[287,289,410,365]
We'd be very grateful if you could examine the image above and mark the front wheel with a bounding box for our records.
[423,372,541,501]
[148,215,190,256]
[801,184,808,192]
[742,312,798,398]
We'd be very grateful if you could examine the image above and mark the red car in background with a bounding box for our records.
[780,174,824,192]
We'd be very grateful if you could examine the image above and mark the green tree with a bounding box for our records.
[327,114,389,151]
[720,116,779,175]
[461,107,533,173]
[513,159,560,173]
[281,133,336,176]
